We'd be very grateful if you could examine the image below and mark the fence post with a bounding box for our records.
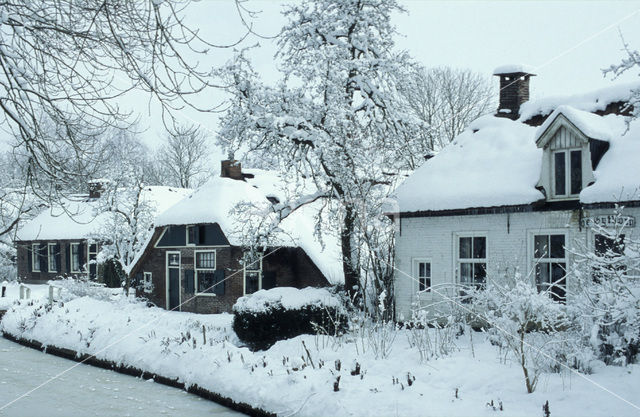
[19,284,25,300]
[1,281,7,297]
[49,285,54,304]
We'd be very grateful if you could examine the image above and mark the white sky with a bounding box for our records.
[147,0,640,153]
[3,1,640,161]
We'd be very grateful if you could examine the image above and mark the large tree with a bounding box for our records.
[218,0,419,297]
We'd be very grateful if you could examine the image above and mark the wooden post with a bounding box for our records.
[49,285,54,304]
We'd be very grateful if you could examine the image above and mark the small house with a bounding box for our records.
[15,182,190,283]
[390,66,640,320]
[129,161,343,313]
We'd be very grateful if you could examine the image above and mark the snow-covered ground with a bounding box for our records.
[2,295,640,417]
[0,337,244,417]
[0,283,49,311]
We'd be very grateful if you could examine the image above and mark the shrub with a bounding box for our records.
[232,287,348,350]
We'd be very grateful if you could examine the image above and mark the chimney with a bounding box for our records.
[220,159,243,180]
[88,179,107,199]
[493,64,536,120]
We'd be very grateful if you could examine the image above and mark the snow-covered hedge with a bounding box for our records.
[232,287,347,350]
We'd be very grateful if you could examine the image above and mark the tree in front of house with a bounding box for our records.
[157,124,211,189]
[571,208,640,365]
[604,37,640,119]
[218,0,420,302]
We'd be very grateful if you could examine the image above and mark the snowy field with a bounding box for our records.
[0,337,244,417]
[2,296,640,417]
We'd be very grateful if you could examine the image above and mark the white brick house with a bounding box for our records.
[390,67,640,320]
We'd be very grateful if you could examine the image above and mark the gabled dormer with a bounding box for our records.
[535,105,610,201]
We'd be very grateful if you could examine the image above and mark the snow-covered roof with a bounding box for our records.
[493,64,536,75]
[155,172,344,285]
[17,186,191,241]
[519,81,640,122]
[392,82,640,214]
[535,105,615,145]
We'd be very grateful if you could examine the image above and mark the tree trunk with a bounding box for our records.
[341,204,359,300]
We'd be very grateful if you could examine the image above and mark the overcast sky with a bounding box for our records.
[152,0,640,161]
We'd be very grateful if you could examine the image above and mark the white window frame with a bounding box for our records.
[31,243,40,272]
[412,258,431,293]
[243,253,263,295]
[47,243,57,273]
[186,225,196,246]
[194,250,217,296]
[552,148,582,198]
[529,230,568,301]
[143,271,153,293]
[70,242,81,273]
[454,233,487,287]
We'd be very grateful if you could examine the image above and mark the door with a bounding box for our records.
[166,252,181,310]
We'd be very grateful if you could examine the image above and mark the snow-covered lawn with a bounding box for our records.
[0,283,49,311]
[2,296,640,417]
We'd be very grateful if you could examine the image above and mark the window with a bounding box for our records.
[553,149,582,197]
[195,250,216,294]
[533,233,567,302]
[458,236,486,288]
[416,261,431,292]
[88,243,98,280]
[31,243,40,272]
[243,251,263,295]
[70,243,81,273]
[48,243,58,272]
[168,253,180,267]
[186,226,196,246]
[143,272,153,293]
[593,233,626,281]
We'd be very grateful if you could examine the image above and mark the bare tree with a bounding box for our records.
[397,66,496,169]
[157,124,210,188]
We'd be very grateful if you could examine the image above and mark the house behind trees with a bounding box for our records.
[129,161,343,313]
[390,65,640,320]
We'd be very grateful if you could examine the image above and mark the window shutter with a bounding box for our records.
[262,271,276,290]
[185,269,195,293]
[27,244,32,272]
[193,226,200,246]
[54,244,61,273]
[39,243,47,271]
[65,244,70,273]
[134,272,143,287]
[198,225,206,245]
[213,269,225,295]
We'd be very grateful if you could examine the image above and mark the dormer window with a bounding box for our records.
[553,149,582,197]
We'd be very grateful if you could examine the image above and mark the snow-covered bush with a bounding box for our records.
[571,208,640,365]
[54,277,121,302]
[232,287,348,350]
[472,274,571,393]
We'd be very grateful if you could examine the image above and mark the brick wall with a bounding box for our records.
[394,206,640,320]
[16,239,88,283]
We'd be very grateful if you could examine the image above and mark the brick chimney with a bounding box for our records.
[220,159,243,180]
[493,65,536,120]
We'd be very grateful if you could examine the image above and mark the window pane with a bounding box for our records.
[460,263,472,284]
[419,277,431,292]
[550,263,566,302]
[473,263,486,285]
[595,234,625,257]
[187,226,196,244]
[535,263,550,290]
[418,262,425,277]
[196,251,215,269]
[554,152,566,195]
[570,150,582,195]
[550,235,565,259]
[168,254,180,266]
[198,271,215,293]
[418,262,430,278]
[245,271,260,294]
[534,235,549,258]
[473,237,486,259]
[459,237,472,259]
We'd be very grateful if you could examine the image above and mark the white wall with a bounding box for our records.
[394,206,640,321]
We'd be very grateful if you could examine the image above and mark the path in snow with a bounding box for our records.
[0,337,245,417]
